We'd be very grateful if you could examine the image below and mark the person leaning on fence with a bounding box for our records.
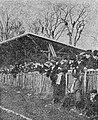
[49,61,61,104]
[49,59,68,104]
[84,89,98,117]
[71,66,85,110]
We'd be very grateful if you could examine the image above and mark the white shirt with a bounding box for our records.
[56,72,63,85]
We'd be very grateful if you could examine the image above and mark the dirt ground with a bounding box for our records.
[0,84,89,120]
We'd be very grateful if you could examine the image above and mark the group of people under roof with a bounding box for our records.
[0,49,98,118]
[1,49,98,74]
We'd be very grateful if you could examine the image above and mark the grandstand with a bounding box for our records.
[0,32,85,67]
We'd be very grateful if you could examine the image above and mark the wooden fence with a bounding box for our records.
[66,69,98,94]
[0,70,98,96]
[86,69,98,93]
[0,71,53,96]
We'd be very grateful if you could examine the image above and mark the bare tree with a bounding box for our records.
[36,4,65,40]
[28,19,40,35]
[31,2,89,47]
[59,3,89,46]
[0,6,25,41]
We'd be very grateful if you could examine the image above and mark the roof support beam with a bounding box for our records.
[48,43,57,58]
[57,47,65,52]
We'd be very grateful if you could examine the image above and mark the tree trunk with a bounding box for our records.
[74,41,77,46]
[69,36,72,45]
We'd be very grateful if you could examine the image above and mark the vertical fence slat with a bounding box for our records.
[96,73,98,92]
[84,70,87,93]
[65,73,68,94]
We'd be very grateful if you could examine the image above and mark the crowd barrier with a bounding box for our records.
[0,69,98,95]
[66,69,98,94]
[0,71,52,95]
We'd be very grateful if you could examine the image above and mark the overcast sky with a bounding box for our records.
[38,0,98,50]
[24,0,98,50]
[1,0,98,50]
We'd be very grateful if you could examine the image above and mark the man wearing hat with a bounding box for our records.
[85,89,98,117]
[90,89,97,102]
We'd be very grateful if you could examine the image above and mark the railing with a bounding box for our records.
[0,69,98,96]
[86,69,98,93]
[0,71,52,96]
[66,69,98,94]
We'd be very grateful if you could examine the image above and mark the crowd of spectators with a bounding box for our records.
[0,50,98,119]
[0,50,98,75]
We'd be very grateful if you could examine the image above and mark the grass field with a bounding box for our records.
[0,84,89,120]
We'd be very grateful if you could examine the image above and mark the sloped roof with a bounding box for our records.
[0,32,85,53]
[0,32,86,67]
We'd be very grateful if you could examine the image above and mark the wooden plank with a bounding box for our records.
[65,73,68,94]
[96,73,98,92]
[49,44,57,57]
[84,69,87,93]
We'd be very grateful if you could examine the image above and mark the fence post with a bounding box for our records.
[65,73,68,94]
[96,70,98,93]
[84,68,87,93]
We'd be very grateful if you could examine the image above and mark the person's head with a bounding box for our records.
[90,89,97,102]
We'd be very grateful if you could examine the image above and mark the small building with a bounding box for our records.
[0,32,85,67]
[0,32,97,96]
